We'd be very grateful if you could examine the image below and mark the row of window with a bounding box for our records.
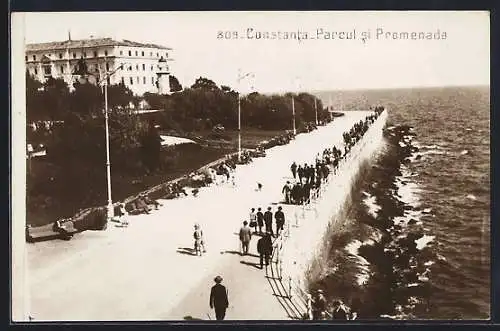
[27,50,111,62]
[31,62,112,76]
[122,76,157,86]
[27,49,169,62]
[120,63,168,72]
[119,50,168,58]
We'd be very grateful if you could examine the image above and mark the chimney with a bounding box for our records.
[68,30,72,41]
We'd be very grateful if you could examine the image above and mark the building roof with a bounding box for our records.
[26,37,172,52]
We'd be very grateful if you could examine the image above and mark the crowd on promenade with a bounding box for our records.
[280,107,384,208]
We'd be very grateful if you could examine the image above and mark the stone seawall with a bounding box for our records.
[276,110,388,311]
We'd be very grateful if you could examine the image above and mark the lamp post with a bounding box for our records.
[291,77,300,135]
[314,97,319,126]
[73,58,123,222]
[236,69,254,162]
[328,93,333,121]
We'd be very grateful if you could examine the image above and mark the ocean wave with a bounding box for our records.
[345,240,372,286]
[466,194,478,201]
[362,191,381,218]
[415,235,435,250]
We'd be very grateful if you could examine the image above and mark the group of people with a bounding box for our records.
[113,193,163,227]
[238,205,288,269]
[281,109,385,206]
[343,108,384,154]
[238,221,274,269]
[311,289,356,320]
[283,159,333,205]
[163,182,189,199]
[246,206,286,238]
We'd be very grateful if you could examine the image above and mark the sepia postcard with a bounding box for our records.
[11,11,490,322]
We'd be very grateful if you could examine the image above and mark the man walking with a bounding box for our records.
[210,276,229,320]
[275,206,285,237]
[257,232,274,269]
[282,181,292,204]
[290,161,297,179]
[256,207,264,234]
[297,165,304,183]
[239,221,252,255]
[264,207,274,237]
[249,208,257,233]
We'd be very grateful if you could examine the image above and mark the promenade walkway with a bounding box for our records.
[25,112,371,321]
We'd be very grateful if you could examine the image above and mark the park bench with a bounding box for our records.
[124,198,156,215]
[26,220,77,243]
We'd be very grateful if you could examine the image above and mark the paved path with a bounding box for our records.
[26,112,371,321]
[165,237,290,321]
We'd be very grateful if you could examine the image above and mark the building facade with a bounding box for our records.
[25,37,173,96]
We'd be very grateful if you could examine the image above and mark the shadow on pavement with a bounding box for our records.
[177,247,198,256]
[183,315,204,321]
[222,250,260,258]
[240,260,262,269]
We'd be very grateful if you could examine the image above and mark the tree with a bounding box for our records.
[107,83,134,111]
[69,81,103,116]
[140,123,162,172]
[169,75,183,92]
[26,71,43,122]
[191,76,219,91]
[39,77,70,120]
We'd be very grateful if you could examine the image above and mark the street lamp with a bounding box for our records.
[73,57,124,222]
[314,97,319,126]
[291,95,296,135]
[291,77,301,135]
[236,69,254,162]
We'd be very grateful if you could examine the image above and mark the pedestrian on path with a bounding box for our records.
[210,276,229,321]
[249,208,257,233]
[282,181,292,204]
[297,165,304,182]
[290,161,297,179]
[193,223,206,256]
[116,203,129,227]
[257,232,273,269]
[264,207,274,237]
[256,207,264,234]
[275,206,285,237]
[239,221,252,255]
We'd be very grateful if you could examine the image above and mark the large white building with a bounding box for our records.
[25,37,173,95]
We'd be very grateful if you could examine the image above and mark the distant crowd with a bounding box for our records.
[281,108,384,206]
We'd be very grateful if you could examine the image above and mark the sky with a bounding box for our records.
[14,11,490,94]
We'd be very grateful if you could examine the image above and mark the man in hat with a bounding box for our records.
[239,221,252,255]
[210,276,229,320]
[135,194,151,214]
[249,208,257,233]
[263,207,274,237]
[290,161,298,179]
[282,181,292,204]
[331,299,350,320]
[256,207,264,234]
[274,206,285,237]
[193,223,206,256]
[257,232,273,269]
